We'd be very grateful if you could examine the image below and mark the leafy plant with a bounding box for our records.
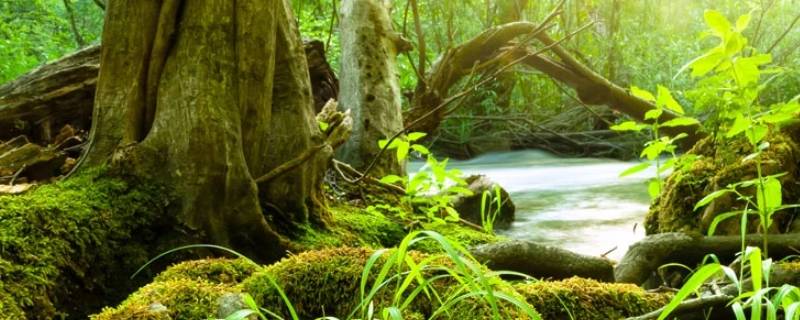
[381,154,473,225]
[379,132,431,162]
[683,9,800,254]
[479,185,503,235]
[377,131,473,224]
[611,85,699,199]
[658,247,800,320]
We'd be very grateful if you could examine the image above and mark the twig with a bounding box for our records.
[255,144,327,184]
[10,165,26,186]
[767,11,800,54]
[332,159,405,194]
[624,294,732,320]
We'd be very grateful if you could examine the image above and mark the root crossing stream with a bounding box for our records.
[412,150,655,261]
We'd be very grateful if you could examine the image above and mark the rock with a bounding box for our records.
[452,175,515,230]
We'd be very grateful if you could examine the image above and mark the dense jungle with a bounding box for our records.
[1,0,800,319]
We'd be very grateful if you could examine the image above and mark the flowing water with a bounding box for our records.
[412,150,655,261]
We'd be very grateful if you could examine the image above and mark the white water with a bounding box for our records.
[412,150,655,261]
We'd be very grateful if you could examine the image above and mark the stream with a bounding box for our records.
[412,150,655,261]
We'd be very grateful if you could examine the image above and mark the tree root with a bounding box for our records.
[471,240,615,281]
[615,232,800,285]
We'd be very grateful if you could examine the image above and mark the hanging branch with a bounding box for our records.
[62,0,86,47]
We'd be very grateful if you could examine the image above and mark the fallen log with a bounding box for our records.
[615,232,800,285]
[471,240,616,282]
[0,45,99,142]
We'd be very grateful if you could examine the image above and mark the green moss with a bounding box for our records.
[0,168,169,318]
[154,258,258,285]
[297,204,406,249]
[412,222,501,253]
[515,277,671,320]
[242,247,383,318]
[91,278,235,320]
[647,132,800,235]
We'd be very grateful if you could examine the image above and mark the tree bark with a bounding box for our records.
[79,0,328,262]
[337,0,407,177]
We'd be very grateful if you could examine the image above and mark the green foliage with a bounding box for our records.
[612,85,698,200]
[381,153,472,225]
[0,0,103,83]
[479,185,503,235]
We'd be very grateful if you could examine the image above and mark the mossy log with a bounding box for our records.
[471,240,615,282]
[0,169,177,319]
[615,232,800,285]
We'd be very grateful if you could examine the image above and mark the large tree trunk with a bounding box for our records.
[336,0,406,177]
[81,0,329,262]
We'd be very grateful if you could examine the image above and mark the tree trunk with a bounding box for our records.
[336,0,406,177]
[80,0,329,262]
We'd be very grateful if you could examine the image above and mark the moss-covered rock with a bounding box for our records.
[242,246,532,319]
[647,132,800,235]
[515,277,671,320]
[153,258,258,285]
[91,278,236,320]
[242,247,401,318]
[0,168,169,319]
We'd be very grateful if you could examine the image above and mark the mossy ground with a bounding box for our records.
[95,250,673,320]
[296,202,502,252]
[94,247,536,319]
[0,168,170,319]
[647,131,800,235]
[515,277,672,320]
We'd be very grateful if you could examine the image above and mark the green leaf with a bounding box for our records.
[695,189,732,211]
[620,162,651,177]
[657,85,685,114]
[757,177,782,211]
[726,115,751,138]
[396,143,410,161]
[690,51,726,77]
[225,309,258,320]
[407,132,428,142]
[411,144,430,155]
[631,86,656,102]
[641,141,667,160]
[318,121,329,132]
[657,264,723,320]
[704,10,732,36]
[735,14,751,31]
[611,121,648,132]
[661,117,700,128]
[648,179,661,199]
[746,125,768,145]
[645,109,663,120]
